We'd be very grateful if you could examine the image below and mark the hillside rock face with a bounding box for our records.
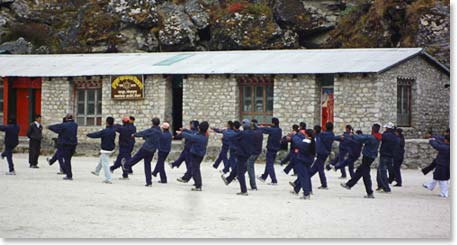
[0,0,449,66]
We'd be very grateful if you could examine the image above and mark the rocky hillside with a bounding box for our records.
[0,0,450,66]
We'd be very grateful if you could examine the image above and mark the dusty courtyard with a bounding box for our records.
[0,154,451,238]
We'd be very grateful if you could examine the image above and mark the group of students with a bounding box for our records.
[0,113,450,198]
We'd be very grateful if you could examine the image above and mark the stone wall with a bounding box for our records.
[377,56,450,138]
[41,75,170,153]
[182,75,239,146]
[333,73,380,134]
[273,75,319,133]
[41,77,74,147]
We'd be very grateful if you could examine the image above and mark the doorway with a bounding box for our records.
[317,74,334,131]
[171,75,183,137]
[8,77,42,136]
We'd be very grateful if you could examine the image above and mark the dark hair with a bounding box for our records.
[299,122,306,130]
[7,117,16,124]
[35,114,41,120]
[445,134,450,143]
[396,128,403,135]
[345,124,352,131]
[325,122,333,132]
[129,116,135,121]
[199,121,209,134]
[356,130,363,135]
[272,117,279,126]
[372,124,381,133]
[292,124,299,132]
[66,113,73,120]
[227,120,234,129]
[106,117,114,126]
[152,117,160,126]
[233,121,241,130]
[62,117,67,123]
[313,125,321,134]
[305,129,316,156]
[191,120,200,130]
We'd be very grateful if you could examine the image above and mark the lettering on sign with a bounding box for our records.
[111,75,144,100]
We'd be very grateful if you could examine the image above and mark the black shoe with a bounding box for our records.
[118,177,129,180]
[128,170,133,174]
[158,180,167,184]
[212,164,218,169]
[191,187,202,191]
[338,176,346,179]
[250,188,258,191]
[177,177,189,183]
[236,192,248,196]
[325,165,332,171]
[47,157,52,166]
[257,176,265,183]
[393,184,402,187]
[151,172,157,177]
[32,165,39,169]
[289,181,296,188]
[145,184,152,187]
[221,174,229,185]
[340,183,351,190]
[290,190,298,195]
[57,171,65,175]
[364,194,375,199]
[375,187,382,191]
[63,176,73,181]
[300,195,311,200]
[318,186,328,190]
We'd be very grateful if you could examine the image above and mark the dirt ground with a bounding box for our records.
[0,154,451,238]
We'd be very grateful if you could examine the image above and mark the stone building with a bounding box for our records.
[0,48,450,156]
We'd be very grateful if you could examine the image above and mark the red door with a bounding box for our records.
[34,89,41,116]
[321,87,334,131]
[16,89,30,136]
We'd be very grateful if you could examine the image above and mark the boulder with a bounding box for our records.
[0,37,32,54]
[158,2,196,51]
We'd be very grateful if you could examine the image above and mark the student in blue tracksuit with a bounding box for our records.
[87,117,116,184]
[422,135,450,198]
[421,128,449,175]
[47,117,66,175]
[152,122,172,183]
[221,119,256,195]
[282,124,300,175]
[211,120,233,171]
[111,117,137,177]
[309,122,335,189]
[0,117,19,175]
[177,121,209,191]
[246,119,263,190]
[122,117,162,186]
[341,124,382,198]
[173,120,199,183]
[290,129,315,199]
[257,117,282,185]
[327,125,352,178]
[333,130,363,178]
[48,114,78,180]
[223,121,241,176]
[376,122,400,193]
[390,128,405,187]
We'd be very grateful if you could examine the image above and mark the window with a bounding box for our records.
[397,78,413,127]
[75,80,102,126]
[238,76,273,124]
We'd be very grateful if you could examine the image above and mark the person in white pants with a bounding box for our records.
[87,117,117,184]
[422,135,450,198]
[423,180,448,198]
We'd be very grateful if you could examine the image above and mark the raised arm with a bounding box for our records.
[48,123,64,134]
[87,129,105,139]
[134,128,155,138]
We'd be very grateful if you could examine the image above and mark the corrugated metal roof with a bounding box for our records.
[0,48,444,77]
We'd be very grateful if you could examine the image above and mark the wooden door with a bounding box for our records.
[16,88,30,136]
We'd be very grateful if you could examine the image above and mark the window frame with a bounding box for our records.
[397,78,413,127]
[74,80,103,126]
[238,76,274,125]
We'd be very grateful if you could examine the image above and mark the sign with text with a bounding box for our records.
[111,75,144,100]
